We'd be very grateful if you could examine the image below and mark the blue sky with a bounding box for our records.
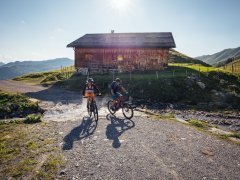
[0,0,239,63]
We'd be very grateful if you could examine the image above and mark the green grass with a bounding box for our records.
[0,90,43,119]
[188,119,209,129]
[13,66,75,85]
[144,110,175,120]
[169,49,210,66]
[169,63,228,73]
[0,121,64,179]
[26,141,38,150]
[36,154,65,179]
[218,133,240,145]
[24,114,42,124]
[229,133,240,139]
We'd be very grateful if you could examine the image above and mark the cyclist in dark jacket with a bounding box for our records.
[110,78,128,109]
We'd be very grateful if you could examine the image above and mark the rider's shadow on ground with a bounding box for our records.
[106,114,135,148]
[62,117,98,150]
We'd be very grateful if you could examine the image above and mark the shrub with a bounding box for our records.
[24,114,42,124]
[229,133,240,139]
[41,75,57,83]
[23,73,44,78]
[55,73,66,80]
[188,119,209,129]
[0,91,43,119]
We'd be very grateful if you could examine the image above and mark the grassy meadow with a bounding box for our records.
[12,63,240,109]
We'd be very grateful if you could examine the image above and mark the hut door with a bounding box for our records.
[85,53,93,68]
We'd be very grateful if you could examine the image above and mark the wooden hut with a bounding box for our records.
[67,32,176,73]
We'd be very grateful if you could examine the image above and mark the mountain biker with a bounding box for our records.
[110,78,128,109]
[83,78,101,109]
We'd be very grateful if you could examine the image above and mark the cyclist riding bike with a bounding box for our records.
[110,78,128,110]
[83,78,101,110]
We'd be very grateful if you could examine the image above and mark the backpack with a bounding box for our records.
[110,81,118,94]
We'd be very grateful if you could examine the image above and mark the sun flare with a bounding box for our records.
[110,0,130,10]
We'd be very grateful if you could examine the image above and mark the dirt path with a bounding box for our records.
[0,80,46,93]
[0,80,240,179]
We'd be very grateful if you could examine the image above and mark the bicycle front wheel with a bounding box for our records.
[87,102,92,117]
[122,103,133,119]
[107,100,116,115]
[93,103,98,121]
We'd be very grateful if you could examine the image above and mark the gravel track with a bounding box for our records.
[0,80,240,179]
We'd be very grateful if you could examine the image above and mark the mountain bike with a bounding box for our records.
[84,94,101,121]
[107,93,134,119]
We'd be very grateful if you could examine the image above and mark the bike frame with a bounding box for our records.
[107,93,133,119]
[114,94,129,110]
[87,96,95,104]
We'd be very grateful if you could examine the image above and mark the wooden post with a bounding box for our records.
[234,63,236,75]
[156,71,159,79]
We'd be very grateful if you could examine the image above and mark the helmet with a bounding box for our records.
[87,78,94,83]
[115,78,120,82]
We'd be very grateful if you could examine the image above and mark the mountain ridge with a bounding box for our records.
[0,58,73,80]
[196,47,240,65]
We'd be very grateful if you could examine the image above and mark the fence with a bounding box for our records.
[222,63,240,76]
[172,63,240,79]
[60,66,75,78]
[61,64,240,82]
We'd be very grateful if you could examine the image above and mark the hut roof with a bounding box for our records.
[67,32,176,48]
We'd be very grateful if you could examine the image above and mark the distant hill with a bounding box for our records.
[0,62,4,66]
[169,49,210,66]
[196,47,240,65]
[0,58,73,80]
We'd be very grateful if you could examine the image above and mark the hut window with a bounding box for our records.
[117,55,123,61]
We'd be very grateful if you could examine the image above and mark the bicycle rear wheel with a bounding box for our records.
[122,103,133,119]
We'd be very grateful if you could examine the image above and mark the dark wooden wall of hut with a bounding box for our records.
[75,48,169,72]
